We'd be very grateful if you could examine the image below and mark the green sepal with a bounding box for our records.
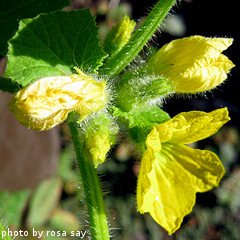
[0,76,22,92]
[113,104,170,152]
[113,105,170,130]
[115,72,174,112]
[128,126,150,152]
[5,9,107,86]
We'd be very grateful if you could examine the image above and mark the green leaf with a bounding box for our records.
[113,105,170,130]
[0,77,22,92]
[49,208,80,234]
[0,0,69,56]
[113,105,170,151]
[0,190,30,228]
[0,222,12,240]
[5,9,107,86]
[27,177,62,228]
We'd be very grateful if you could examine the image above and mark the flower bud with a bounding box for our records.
[84,114,118,168]
[147,35,235,93]
[115,73,173,111]
[10,69,107,131]
[103,15,136,57]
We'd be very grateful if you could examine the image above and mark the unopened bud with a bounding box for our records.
[10,69,107,131]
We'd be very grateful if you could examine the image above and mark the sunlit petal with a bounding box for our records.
[137,144,196,234]
[10,71,107,130]
[137,142,224,234]
[147,36,234,93]
[155,108,230,144]
[163,143,225,192]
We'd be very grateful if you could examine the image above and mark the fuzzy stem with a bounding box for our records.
[100,0,176,77]
[68,121,110,240]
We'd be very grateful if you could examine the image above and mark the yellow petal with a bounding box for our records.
[145,126,162,152]
[137,141,224,234]
[162,143,225,192]
[147,35,235,93]
[155,108,230,144]
[10,72,107,131]
[137,142,196,234]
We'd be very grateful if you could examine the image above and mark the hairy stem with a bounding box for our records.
[68,121,110,240]
[100,0,176,77]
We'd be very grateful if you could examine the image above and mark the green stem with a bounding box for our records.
[68,121,110,240]
[100,0,176,77]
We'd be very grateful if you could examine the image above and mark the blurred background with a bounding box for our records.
[0,0,240,239]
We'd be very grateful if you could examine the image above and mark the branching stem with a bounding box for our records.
[100,0,176,77]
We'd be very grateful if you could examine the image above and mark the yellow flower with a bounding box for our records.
[137,108,230,234]
[10,69,107,131]
[147,36,235,93]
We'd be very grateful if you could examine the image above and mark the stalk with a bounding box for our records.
[68,1,177,238]
[68,121,110,240]
[100,0,176,77]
